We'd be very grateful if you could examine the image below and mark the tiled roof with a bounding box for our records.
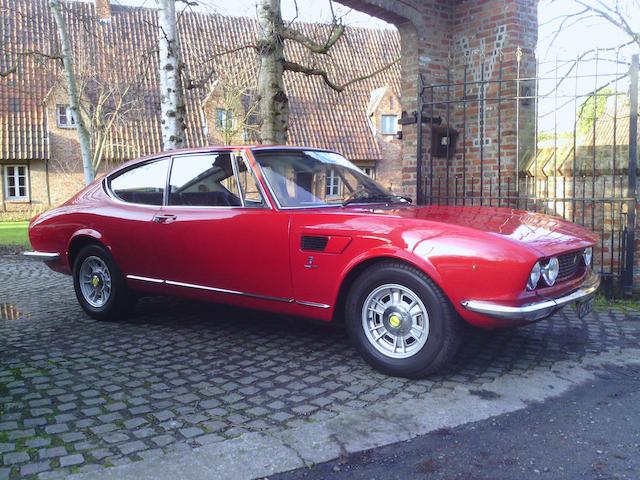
[0,0,400,162]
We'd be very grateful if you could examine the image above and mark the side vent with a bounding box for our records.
[301,235,329,252]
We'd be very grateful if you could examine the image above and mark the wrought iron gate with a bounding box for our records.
[416,51,639,295]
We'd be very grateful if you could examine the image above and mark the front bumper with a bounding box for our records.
[461,270,600,322]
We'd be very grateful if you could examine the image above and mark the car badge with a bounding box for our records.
[304,256,318,269]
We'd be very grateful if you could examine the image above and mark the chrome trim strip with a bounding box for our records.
[165,280,294,304]
[461,271,600,322]
[22,251,60,261]
[126,275,164,284]
[296,300,331,309]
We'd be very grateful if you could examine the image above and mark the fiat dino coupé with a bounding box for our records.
[25,146,600,378]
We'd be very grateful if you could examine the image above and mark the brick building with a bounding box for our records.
[0,0,404,215]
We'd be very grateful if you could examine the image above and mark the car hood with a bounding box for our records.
[362,205,598,257]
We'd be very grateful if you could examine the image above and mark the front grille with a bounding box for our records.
[557,251,582,281]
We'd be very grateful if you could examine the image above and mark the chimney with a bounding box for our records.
[95,0,111,23]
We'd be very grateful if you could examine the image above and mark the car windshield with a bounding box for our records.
[252,149,408,208]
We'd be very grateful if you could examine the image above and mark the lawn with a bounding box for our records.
[0,221,30,247]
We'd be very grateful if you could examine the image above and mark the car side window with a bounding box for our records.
[168,153,243,207]
[109,159,169,206]
[235,155,266,208]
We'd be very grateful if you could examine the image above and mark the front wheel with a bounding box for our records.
[73,244,135,321]
[345,261,463,379]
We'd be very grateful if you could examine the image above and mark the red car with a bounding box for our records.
[25,146,600,378]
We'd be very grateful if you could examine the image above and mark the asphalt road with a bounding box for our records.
[272,364,640,480]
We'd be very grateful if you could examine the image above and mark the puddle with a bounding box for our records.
[0,303,31,320]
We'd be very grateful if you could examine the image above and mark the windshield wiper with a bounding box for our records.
[342,194,411,207]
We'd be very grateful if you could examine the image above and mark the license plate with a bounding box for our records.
[576,297,594,319]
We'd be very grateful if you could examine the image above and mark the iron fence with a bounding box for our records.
[417,49,639,295]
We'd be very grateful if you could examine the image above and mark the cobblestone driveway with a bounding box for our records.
[1,254,639,479]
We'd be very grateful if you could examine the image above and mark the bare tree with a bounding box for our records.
[75,48,153,173]
[545,0,640,51]
[156,0,187,150]
[255,0,399,144]
[48,0,94,185]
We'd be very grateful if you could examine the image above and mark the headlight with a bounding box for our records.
[541,257,559,286]
[583,247,593,267]
[527,261,541,290]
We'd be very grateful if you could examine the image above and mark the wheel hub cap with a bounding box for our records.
[79,256,112,308]
[361,283,430,359]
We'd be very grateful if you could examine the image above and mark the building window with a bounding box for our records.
[325,168,341,197]
[380,114,397,135]
[216,108,233,130]
[56,104,76,128]
[362,167,375,179]
[4,165,29,201]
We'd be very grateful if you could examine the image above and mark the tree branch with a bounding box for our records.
[0,66,16,77]
[283,57,400,93]
[279,23,345,54]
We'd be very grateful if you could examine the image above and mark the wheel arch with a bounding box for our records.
[67,230,108,270]
[332,251,446,323]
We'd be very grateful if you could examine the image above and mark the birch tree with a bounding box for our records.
[255,0,399,144]
[156,0,187,150]
[48,0,94,185]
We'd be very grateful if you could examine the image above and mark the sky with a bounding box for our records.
[107,0,395,29]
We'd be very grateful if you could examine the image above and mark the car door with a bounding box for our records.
[154,151,293,307]
[105,157,170,284]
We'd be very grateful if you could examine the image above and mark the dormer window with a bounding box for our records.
[380,114,397,135]
[56,104,76,128]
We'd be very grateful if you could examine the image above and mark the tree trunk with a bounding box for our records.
[256,0,289,144]
[157,0,186,150]
[48,0,94,185]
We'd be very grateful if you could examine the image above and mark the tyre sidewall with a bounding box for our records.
[346,264,451,378]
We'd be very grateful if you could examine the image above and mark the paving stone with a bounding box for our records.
[0,422,18,431]
[39,447,67,460]
[123,417,147,429]
[103,432,130,444]
[25,438,51,448]
[117,440,147,455]
[179,427,203,438]
[4,451,30,464]
[19,462,50,476]
[44,424,68,434]
[59,454,84,467]
[150,435,174,448]
[0,468,9,480]
[0,443,15,453]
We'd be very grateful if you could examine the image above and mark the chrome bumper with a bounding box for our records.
[461,271,600,322]
[22,251,60,261]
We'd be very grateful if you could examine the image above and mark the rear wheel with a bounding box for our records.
[73,244,135,321]
[345,261,463,378]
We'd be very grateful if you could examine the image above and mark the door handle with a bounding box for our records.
[153,213,177,224]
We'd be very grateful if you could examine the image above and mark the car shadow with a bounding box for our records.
[120,295,610,383]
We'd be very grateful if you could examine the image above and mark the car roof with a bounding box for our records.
[107,145,340,176]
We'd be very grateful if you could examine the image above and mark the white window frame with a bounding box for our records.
[325,168,341,197]
[362,167,375,179]
[3,164,29,201]
[215,108,233,131]
[56,104,77,128]
[380,114,397,135]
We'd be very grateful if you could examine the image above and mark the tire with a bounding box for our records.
[345,261,463,379]
[72,244,135,321]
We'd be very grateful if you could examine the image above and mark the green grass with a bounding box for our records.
[594,294,640,314]
[0,221,30,247]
